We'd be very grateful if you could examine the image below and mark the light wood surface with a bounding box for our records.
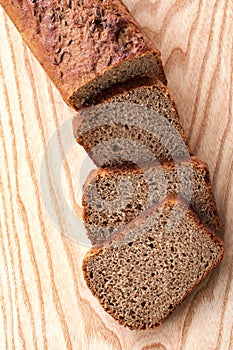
[0,0,233,349]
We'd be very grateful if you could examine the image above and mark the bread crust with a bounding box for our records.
[82,194,225,330]
[1,0,166,108]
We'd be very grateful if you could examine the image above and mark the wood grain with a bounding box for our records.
[0,0,233,349]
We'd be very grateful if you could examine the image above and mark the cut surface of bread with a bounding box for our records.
[82,156,219,244]
[73,80,190,167]
[1,0,166,109]
[83,195,225,330]
[83,76,171,109]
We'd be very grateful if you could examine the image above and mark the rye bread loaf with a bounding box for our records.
[82,156,219,244]
[83,195,225,330]
[73,78,190,167]
[0,0,166,109]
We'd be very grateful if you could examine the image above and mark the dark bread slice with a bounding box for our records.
[73,78,190,167]
[83,76,171,109]
[82,156,219,244]
[83,195,225,330]
[1,0,166,109]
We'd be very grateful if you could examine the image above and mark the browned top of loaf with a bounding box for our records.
[1,0,164,106]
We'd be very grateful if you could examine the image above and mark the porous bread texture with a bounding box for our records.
[83,195,225,330]
[73,83,190,167]
[75,76,183,125]
[82,156,219,244]
[1,0,166,109]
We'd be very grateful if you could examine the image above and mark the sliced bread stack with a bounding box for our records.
[70,5,224,328]
[76,73,225,328]
[3,0,225,330]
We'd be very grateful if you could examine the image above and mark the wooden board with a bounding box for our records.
[0,0,233,349]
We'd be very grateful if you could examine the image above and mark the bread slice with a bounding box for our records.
[83,195,225,330]
[1,0,166,109]
[83,76,173,110]
[82,156,219,244]
[73,78,190,167]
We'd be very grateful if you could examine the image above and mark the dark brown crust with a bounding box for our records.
[82,156,220,244]
[82,194,225,330]
[0,0,166,109]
